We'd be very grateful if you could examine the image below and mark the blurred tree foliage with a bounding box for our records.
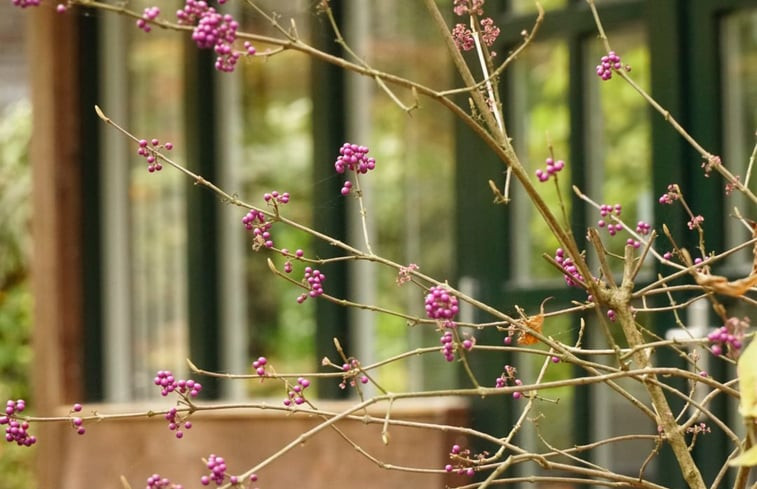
[0,99,34,486]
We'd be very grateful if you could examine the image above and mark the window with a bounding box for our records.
[455,1,756,487]
[98,6,189,401]
[92,0,458,402]
[722,9,757,268]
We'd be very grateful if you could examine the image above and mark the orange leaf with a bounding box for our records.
[517,298,550,345]
[518,313,543,345]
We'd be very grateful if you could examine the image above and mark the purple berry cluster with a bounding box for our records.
[197,12,239,72]
[451,23,475,51]
[137,6,160,33]
[635,221,651,235]
[11,0,40,7]
[453,0,484,16]
[137,138,173,173]
[176,0,252,73]
[295,267,326,304]
[243,41,257,57]
[596,51,627,80]
[280,248,304,274]
[444,444,476,477]
[396,263,419,286]
[165,407,193,439]
[334,143,376,195]
[242,192,290,250]
[440,331,455,362]
[71,417,85,435]
[154,370,203,398]
[461,336,475,351]
[147,474,183,489]
[625,238,641,249]
[451,0,499,53]
[201,454,228,486]
[494,364,523,399]
[554,248,584,287]
[535,157,565,182]
[479,17,501,48]
[439,329,474,362]
[176,0,207,24]
[252,356,268,376]
[658,184,680,205]
[1,400,36,446]
[597,203,623,235]
[687,215,704,230]
[263,190,290,206]
[338,359,369,389]
[707,317,749,358]
[242,209,274,249]
[69,403,85,435]
[283,377,311,406]
[425,285,459,323]
[200,455,256,487]
[452,17,500,53]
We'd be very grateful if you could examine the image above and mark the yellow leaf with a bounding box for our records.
[737,339,757,418]
[729,445,757,467]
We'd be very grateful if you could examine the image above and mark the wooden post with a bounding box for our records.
[28,6,85,487]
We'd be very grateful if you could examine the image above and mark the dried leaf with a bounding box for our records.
[737,338,757,418]
[694,272,757,297]
[729,445,757,467]
[120,476,133,489]
[518,313,543,345]
[517,298,550,345]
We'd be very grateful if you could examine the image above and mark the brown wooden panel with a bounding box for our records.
[54,399,469,489]
[28,6,85,487]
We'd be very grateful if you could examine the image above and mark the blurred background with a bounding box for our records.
[1,1,755,488]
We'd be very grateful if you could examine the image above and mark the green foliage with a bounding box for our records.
[0,283,32,401]
[0,100,32,284]
[0,100,34,487]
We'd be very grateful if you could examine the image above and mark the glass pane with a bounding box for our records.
[237,1,316,395]
[509,41,571,283]
[721,9,757,268]
[234,0,456,395]
[368,0,455,392]
[582,25,654,478]
[0,3,29,110]
[585,27,651,274]
[128,11,188,399]
[589,367,658,477]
